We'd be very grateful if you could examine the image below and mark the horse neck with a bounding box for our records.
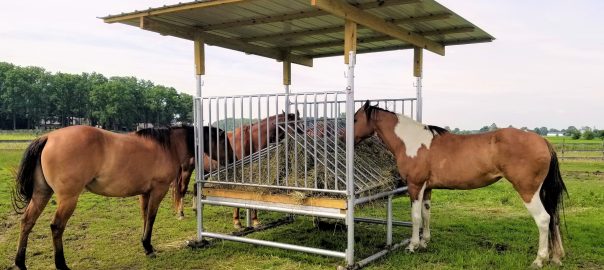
[372,111,403,154]
[169,129,192,163]
[374,111,437,161]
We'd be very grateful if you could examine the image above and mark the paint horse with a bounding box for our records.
[10,125,225,270]
[353,101,567,268]
[183,111,302,228]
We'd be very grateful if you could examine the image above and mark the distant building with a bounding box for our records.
[547,131,564,137]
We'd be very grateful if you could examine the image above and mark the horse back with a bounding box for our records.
[425,128,550,189]
[41,125,177,197]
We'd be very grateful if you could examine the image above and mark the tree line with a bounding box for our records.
[0,62,193,131]
[445,123,604,140]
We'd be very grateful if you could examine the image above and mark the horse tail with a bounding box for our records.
[173,167,185,210]
[541,140,568,246]
[12,136,48,214]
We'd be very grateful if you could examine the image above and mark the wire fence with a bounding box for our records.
[552,140,604,161]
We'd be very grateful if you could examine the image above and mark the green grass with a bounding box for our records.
[1,155,603,269]
[0,132,41,141]
[546,136,604,144]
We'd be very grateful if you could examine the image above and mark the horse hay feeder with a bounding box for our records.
[102,0,493,268]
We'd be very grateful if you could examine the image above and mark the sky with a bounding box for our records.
[0,0,602,130]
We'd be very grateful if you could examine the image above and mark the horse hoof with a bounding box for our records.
[419,240,428,249]
[8,265,26,270]
[551,257,563,266]
[146,252,157,259]
[178,215,184,221]
[530,260,543,269]
[252,221,262,228]
[233,223,242,230]
[405,244,418,253]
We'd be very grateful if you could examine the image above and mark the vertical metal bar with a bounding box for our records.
[416,76,423,123]
[195,75,204,241]
[345,51,356,266]
[246,208,252,228]
[266,95,270,184]
[313,94,318,189]
[216,98,221,181]
[249,97,253,182]
[334,93,339,191]
[257,96,262,182]
[224,97,228,181]
[240,97,244,183]
[387,195,393,246]
[294,95,298,186]
[285,95,289,186]
[323,95,328,186]
[275,95,280,185]
[232,97,236,180]
[303,94,308,187]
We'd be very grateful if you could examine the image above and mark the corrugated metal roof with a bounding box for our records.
[102,0,494,66]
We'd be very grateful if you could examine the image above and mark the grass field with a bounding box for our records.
[1,144,603,269]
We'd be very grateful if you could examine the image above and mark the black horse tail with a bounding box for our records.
[541,140,568,246]
[12,136,48,214]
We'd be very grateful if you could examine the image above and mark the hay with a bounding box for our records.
[205,121,401,199]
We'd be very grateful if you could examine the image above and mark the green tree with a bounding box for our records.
[582,130,595,140]
[565,126,578,136]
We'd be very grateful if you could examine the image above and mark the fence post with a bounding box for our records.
[561,138,565,161]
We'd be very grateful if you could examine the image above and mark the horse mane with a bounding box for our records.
[135,125,196,153]
[426,125,449,136]
[364,103,448,136]
[135,127,172,149]
[365,104,395,123]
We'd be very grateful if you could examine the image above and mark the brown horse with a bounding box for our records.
[353,101,567,268]
[182,111,301,229]
[10,125,227,270]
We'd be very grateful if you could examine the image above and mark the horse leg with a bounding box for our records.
[13,190,52,270]
[177,197,185,220]
[141,187,169,257]
[139,194,149,234]
[191,183,197,211]
[419,189,432,249]
[551,222,565,265]
[233,208,242,229]
[251,210,261,228]
[522,185,551,268]
[50,195,79,270]
[406,181,427,253]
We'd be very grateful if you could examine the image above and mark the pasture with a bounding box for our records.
[1,141,603,269]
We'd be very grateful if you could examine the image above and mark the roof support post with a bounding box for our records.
[344,20,357,64]
[195,36,206,76]
[193,36,206,243]
[344,19,357,267]
[283,59,291,112]
[414,47,423,122]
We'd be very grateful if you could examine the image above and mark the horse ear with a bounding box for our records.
[363,100,370,110]
[296,109,300,118]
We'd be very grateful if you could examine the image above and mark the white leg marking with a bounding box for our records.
[524,185,550,268]
[393,114,434,158]
[407,183,427,252]
[420,200,431,248]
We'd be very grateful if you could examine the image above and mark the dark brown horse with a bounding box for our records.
[10,125,228,270]
[182,111,301,229]
[353,101,567,268]
[175,127,234,219]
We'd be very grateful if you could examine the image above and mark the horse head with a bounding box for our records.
[353,100,378,145]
